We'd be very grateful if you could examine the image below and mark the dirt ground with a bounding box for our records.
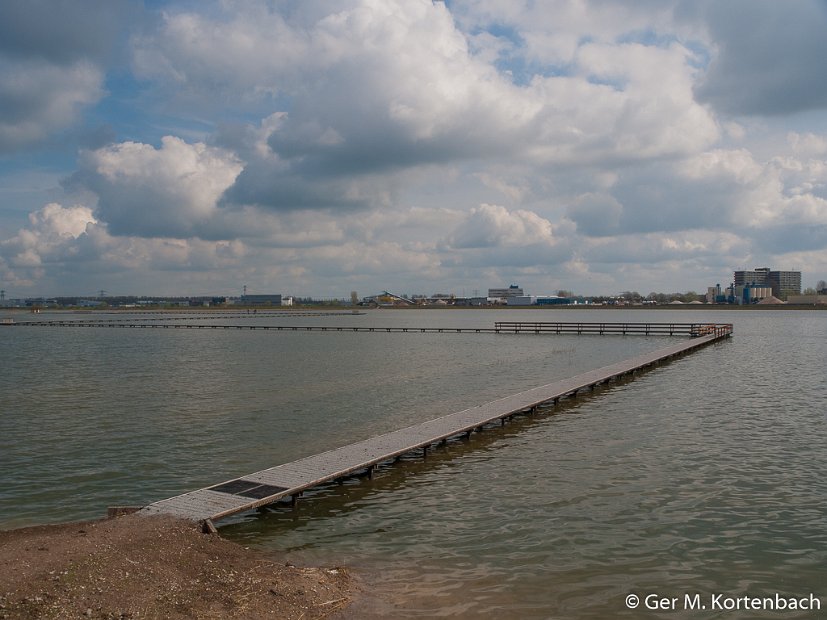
[0,514,357,619]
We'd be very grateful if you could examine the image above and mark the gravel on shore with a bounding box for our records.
[0,513,355,619]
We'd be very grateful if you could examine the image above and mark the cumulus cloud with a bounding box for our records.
[0,203,96,275]
[788,132,827,157]
[452,0,681,67]
[446,203,554,249]
[3,0,827,296]
[0,201,256,294]
[77,136,243,238]
[439,204,572,271]
[135,0,718,215]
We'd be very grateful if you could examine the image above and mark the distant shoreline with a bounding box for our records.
[3,302,827,314]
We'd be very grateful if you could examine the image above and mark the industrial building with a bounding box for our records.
[488,285,524,302]
[240,294,283,306]
[733,268,801,300]
[506,295,571,306]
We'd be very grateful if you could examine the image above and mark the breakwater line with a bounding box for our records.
[137,325,732,530]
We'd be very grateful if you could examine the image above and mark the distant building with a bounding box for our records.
[787,294,827,305]
[739,285,772,303]
[488,284,524,302]
[733,268,801,300]
[734,267,771,288]
[706,284,724,304]
[768,270,801,300]
[241,294,282,306]
[506,296,535,306]
[506,295,570,306]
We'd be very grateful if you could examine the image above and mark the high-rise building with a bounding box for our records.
[734,267,771,288]
[733,268,801,300]
[768,271,801,300]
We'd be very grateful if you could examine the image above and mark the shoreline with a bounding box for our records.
[0,514,356,619]
[3,303,827,314]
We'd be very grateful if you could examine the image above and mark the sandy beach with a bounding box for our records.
[0,514,356,619]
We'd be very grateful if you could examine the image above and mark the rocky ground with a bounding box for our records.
[0,514,356,619]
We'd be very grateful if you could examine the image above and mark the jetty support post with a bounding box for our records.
[202,519,219,535]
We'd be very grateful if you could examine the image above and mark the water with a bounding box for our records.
[2,308,826,618]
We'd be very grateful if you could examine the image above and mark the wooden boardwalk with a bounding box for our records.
[5,319,730,337]
[494,321,731,337]
[139,326,732,528]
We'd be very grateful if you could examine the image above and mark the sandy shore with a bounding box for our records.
[0,514,356,619]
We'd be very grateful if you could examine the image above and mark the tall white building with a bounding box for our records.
[488,284,523,300]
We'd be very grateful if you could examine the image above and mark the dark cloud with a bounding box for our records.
[0,59,104,153]
[565,193,623,237]
[563,155,758,238]
[693,0,827,116]
[0,0,140,66]
[752,223,827,254]
[610,175,735,234]
[221,160,378,211]
[444,244,571,270]
[0,1,144,153]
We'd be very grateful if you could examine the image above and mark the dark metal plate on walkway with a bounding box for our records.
[237,483,289,499]
[209,479,260,495]
[210,479,289,499]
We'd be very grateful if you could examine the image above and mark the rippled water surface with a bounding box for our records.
[2,308,825,618]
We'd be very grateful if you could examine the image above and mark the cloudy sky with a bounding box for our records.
[2,0,827,298]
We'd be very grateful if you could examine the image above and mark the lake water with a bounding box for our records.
[1,308,825,618]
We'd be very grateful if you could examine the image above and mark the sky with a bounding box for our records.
[2,0,827,299]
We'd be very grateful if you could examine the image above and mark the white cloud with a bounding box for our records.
[135,0,719,208]
[788,132,827,157]
[445,204,555,249]
[80,136,243,237]
[452,0,682,66]
[3,0,827,297]
[28,202,96,239]
[1,204,96,274]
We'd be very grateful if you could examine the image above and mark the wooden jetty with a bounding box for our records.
[5,319,730,337]
[494,321,733,337]
[138,324,732,529]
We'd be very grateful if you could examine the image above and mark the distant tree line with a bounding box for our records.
[586,291,703,304]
